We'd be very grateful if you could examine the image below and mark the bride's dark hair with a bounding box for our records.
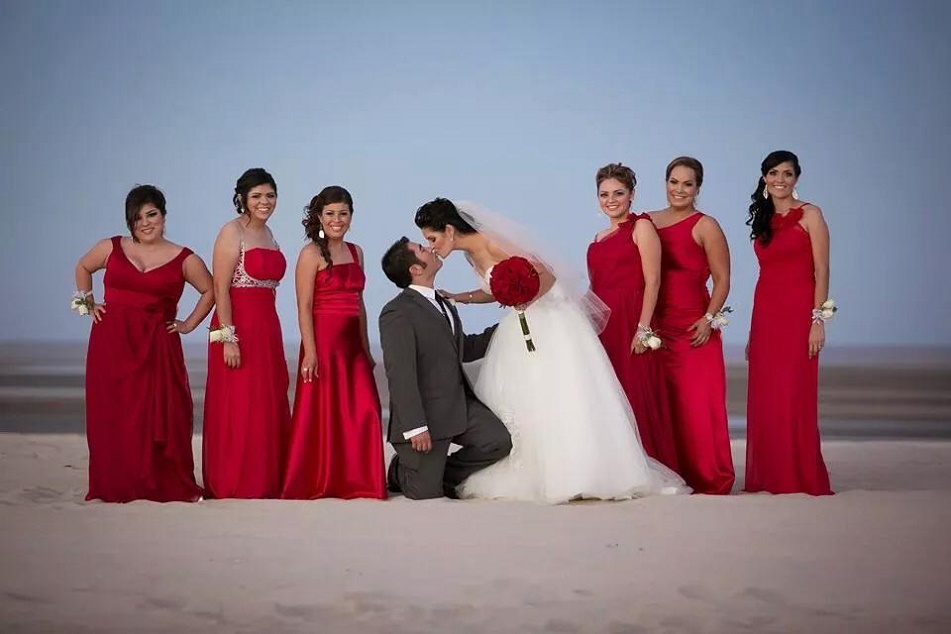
[747,150,801,246]
[414,198,477,234]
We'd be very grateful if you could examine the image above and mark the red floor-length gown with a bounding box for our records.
[203,239,290,499]
[654,213,735,494]
[587,213,680,472]
[746,207,832,495]
[282,243,386,499]
[85,236,202,502]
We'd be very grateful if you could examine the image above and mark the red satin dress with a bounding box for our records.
[746,207,832,495]
[586,214,680,472]
[655,213,735,494]
[203,239,290,499]
[85,236,202,502]
[282,243,386,500]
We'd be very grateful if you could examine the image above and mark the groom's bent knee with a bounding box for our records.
[486,433,512,461]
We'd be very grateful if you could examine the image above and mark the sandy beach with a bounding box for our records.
[2,433,950,633]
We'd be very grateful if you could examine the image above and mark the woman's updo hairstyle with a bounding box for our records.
[595,163,637,192]
[233,168,277,215]
[413,198,477,234]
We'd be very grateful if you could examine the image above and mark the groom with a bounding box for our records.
[379,237,511,499]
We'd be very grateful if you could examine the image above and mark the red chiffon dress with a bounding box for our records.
[654,213,735,494]
[586,214,680,472]
[202,237,290,499]
[85,236,202,503]
[282,243,386,500]
[746,207,832,495]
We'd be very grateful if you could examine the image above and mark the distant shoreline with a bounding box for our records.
[2,342,949,433]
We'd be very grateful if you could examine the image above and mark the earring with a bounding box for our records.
[762,185,769,200]
[792,188,799,200]
[318,227,325,239]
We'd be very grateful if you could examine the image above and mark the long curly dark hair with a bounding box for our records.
[233,168,277,214]
[302,185,354,268]
[747,151,801,245]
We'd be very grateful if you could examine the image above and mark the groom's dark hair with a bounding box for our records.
[414,198,477,234]
[381,237,423,288]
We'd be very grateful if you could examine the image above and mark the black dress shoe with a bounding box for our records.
[387,455,401,493]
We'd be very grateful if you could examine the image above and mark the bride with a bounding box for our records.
[414,198,688,503]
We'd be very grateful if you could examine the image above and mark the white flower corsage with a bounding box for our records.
[811,299,837,324]
[209,324,239,344]
[70,290,94,316]
[636,324,663,350]
[705,305,733,330]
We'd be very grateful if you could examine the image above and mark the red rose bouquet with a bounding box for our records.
[489,256,540,352]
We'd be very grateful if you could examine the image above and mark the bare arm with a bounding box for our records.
[74,238,112,299]
[803,205,830,309]
[440,288,495,305]
[687,216,731,347]
[633,218,662,327]
[804,205,831,358]
[295,244,321,381]
[699,216,731,316]
[174,254,215,334]
[211,222,241,367]
[74,238,113,322]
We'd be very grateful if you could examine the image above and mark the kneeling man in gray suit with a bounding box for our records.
[379,237,511,499]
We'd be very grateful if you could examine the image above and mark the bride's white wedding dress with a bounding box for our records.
[458,268,689,504]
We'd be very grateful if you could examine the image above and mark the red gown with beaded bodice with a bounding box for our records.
[203,237,291,499]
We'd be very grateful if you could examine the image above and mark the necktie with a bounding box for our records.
[434,294,453,331]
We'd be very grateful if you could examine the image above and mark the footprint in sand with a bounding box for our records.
[18,486,64,503]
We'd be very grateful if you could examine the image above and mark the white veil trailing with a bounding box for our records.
[451,200,610,333]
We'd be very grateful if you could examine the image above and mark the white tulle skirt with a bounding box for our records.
[458,284,689,504]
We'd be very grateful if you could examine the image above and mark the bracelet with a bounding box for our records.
[209,324,239,344]
[466,292,474,303]
[704,305,733,330]
[811,299,837,325]
[636,324,663,350]
[70,291,94,316]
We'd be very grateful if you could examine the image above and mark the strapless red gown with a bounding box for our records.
[85,236,202,502]
[282,243,386,500]
[587,214,680,472]
[203,245,290,499]
[746,207,832,495]
[655,213,735,494]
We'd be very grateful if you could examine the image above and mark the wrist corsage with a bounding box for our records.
[704,305,733,330]
[811,299,837,325]
[70,290,94,316]
[636,324,663,350]
[209,324,239,344]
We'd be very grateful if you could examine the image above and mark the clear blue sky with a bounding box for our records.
[2,0,949,347]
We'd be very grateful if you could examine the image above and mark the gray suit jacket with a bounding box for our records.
[379,288,496,444]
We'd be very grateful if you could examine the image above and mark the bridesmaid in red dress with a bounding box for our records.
[282,186,386,500]
[651,157,735,495]
[75,185,214,502]
[203,168,291,499]
[586,163,680,472]
[745,150,833,495]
